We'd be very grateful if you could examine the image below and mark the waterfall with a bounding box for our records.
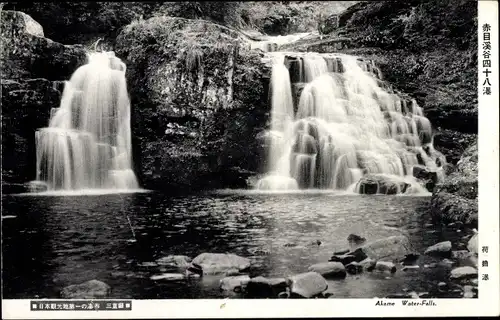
[32,51,139,192]
[257,52,446,193]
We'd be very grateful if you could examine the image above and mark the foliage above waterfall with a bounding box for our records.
[339,0,477,51]
[4,2,358,45]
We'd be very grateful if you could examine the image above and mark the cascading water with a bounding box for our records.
[32,51,139,192]
[257,52,446,194]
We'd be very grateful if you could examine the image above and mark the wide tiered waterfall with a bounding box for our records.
[257,52,446,193]
[32,52,139,192]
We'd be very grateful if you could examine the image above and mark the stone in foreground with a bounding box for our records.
[450,266,478,280]
[375,261,397,273]
[220,275,250,293]
[288,272,328,298]
[156,255,192,270]
[245,276,288,298]
[349,235,413,261]
[60,280,110,299]
[424,241,452,257]
[308,262,346,279]
[191,253,251,275]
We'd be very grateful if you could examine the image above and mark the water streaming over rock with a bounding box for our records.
[257,52,446,193]
[33,52,139,191]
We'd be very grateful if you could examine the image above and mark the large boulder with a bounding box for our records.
[287,272,328,298]
[348,235,413,261]
[191,253,251,275]
[115,16,269,191]
[1,10,87,80]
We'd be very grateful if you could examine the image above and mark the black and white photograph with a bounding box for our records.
[1,0,498,318]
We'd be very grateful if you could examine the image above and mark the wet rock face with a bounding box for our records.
[356,174,410,195]
[1,11,87,186]
[412,166,438,192]
[1,11,87,80]
[115,16,269,191]
[1,78,64,185]
[60,280,110,299]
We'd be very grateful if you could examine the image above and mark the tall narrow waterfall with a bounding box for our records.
[257,52,446,193]
[33,52,139,192]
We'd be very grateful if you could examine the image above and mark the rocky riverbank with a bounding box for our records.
[59,230,478,299]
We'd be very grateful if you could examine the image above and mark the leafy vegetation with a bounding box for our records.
[3,1,357,45]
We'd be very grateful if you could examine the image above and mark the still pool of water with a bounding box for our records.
[2,191,468,299]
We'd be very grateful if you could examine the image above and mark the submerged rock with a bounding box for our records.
[347,234,366,243]
[309,262,346,279]
[333,249,350,255]
[156,255,192,270]
[245,276,288,298]
[60,280,110,299]
[348,235,413,261]
[288,272,328,298]
[329,254,357,265]
[191,253,251,275]
[150,273,185,281]
[345,262,363,275]
[424,241,452,257]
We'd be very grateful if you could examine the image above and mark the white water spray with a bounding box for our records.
[257,52,446,193]
[32,51,139,192]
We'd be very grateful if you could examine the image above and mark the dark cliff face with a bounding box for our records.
[1,11,87,187]
[115,16,270,191]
